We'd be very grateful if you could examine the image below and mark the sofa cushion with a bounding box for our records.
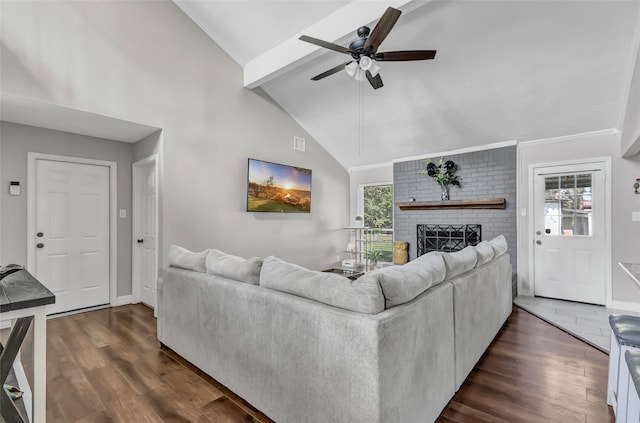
[206,249,263,285]
[441,246,477,279]
[489,235,508,257]
[404,251,447,284]
[259,256,384,314]
[474,241,495,266]
[373,252,447,308]
[168,245,208,273]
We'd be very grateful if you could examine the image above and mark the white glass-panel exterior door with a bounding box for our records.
[533,162,606,305]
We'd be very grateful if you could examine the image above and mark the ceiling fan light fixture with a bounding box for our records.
[345,61,359,78]
[354,69,366,81]
[368,62,381,77]
[358,56,380,77]
[359,56,373,71]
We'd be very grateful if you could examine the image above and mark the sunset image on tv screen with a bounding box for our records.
[247,159,312,213]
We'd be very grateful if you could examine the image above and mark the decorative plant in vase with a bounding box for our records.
[366,249,383,269]
[420,157,461,201]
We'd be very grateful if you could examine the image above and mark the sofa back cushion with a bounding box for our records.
[168,245,208,273]
[206,249,263,285]
[441,246,478,279]
[489,235,508,257]
[372,252,447,308]
[404,251,447,283]
[259,256,384,314]
[474,241,495,266]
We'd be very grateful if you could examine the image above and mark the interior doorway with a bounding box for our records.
[132,155,158,309]
[27,153,117,314]
[531,160,610,305]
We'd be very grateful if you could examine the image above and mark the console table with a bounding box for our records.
[1,269,55,423]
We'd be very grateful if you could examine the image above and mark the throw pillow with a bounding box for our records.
[441,246,478,279]
[488,235,508,257]
[206,249,263,285]
[474,241,495,266]
[259,256,384,314]
[168,245,208,273]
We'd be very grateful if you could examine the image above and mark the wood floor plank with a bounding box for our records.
[440,400,511,423]
[200,397,258,423]
[45,304,613,423]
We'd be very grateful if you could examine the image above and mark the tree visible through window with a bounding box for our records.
[363,184,393,262]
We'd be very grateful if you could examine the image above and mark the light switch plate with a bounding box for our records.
[632,211,640,222]
[119,209,127,219]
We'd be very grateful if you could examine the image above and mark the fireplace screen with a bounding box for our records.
[417,224,482,256]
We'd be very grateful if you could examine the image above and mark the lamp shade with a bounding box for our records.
[359,56,373,71]
[345,61,359,77]
[368,62,381,77]
[358,56,381,77]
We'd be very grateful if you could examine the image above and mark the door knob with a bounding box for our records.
[536,240,542,245]
[36,232,44,238]
[536,231,541,235]
[137,239,144,244]
[36,243,44,248]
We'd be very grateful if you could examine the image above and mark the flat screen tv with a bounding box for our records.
[247,158,312,213]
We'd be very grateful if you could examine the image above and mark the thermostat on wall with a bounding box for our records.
[9,181,20,196]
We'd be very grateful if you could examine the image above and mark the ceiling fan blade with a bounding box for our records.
[366,71,384,90]
[299,35,355,55]
[311,62,352,81]
[375,50,437,61]
[363,7,402,53]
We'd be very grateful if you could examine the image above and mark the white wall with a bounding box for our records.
[622,39,640,156]
[621,5,640,157]
[0,122,134,296]
[0,1,349,274]
[517,130,640,306]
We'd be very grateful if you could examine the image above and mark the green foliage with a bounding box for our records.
[366,250,383,262]
[363,185,393,229]
[419,157,461,188]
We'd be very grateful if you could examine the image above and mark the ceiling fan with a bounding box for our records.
[299,7,436,90]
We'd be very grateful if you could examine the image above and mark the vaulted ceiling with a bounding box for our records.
[175,0,640,170]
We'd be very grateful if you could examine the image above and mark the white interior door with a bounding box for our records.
[35,159,110,314]
[533,162,606,305]
[133,156,158,309]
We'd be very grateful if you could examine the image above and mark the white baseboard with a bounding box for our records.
[609,300,640,313]
[115,295,134,306]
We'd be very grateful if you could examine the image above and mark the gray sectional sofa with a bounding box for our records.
[157,237,512,423]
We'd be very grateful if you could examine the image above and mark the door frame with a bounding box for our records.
[131,154,159,306]
[27,152,118,307]
[527,156,612,306]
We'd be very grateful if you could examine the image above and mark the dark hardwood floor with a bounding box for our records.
[43,304,613,422]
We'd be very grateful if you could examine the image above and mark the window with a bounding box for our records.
[360,184,393,262]
[543,173,593,236]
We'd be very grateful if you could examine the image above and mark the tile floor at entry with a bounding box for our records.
[514,295,640,353]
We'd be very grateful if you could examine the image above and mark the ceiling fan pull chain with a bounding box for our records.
[359,79,365,156]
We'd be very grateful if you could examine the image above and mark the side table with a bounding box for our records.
[1,269,55,423]
[322,268,365,281]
